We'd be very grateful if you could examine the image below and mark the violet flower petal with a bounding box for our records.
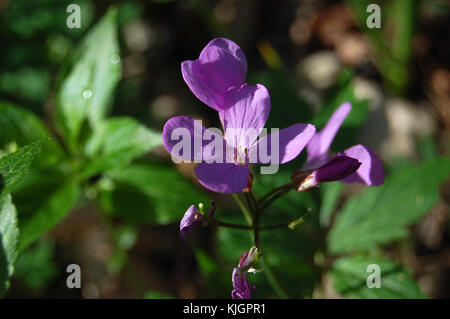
[163,115,221,162]
[340,144,385,186]
[181,38,247,111]
[180,205,203,239]
[231,268,254,299]
[219,84,271,150]
[314,155,362,183]
[248,123,316,164]
[306,102,351,169]
[195,162,249,193]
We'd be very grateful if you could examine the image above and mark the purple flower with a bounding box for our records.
[163,84,316,193]
[181,38,248,111]
[180,201,215,239]
[232,247,259,299]
[293,102,384,191]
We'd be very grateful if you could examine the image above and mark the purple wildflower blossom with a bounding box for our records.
[163,84,316,193]
[180,201,215,239]
[181,38,248,111]
[232,247,259,299]
[293,102,384,191]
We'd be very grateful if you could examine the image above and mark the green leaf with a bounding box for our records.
[329,255,427,298]
[327,158,450,254]
[19,181,80,250]
[56,8,121,147]
[98,163,208,224]
[14,240,58,291]
[143,290,174,299]
[82,117,162,177]
[319,182,344,228]
[0,194,19,296]
[0,102,65,167]
[0,139,45,197]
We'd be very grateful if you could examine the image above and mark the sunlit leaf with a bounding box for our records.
[18,181,80,250]
[330,255,427,298]
[56,8,121,148]
[327,157,450,254]
[0,139,45,197]
[99,163,208,224]
[0,194,19,296]
[0,102,65,167]
[82,117,162,177]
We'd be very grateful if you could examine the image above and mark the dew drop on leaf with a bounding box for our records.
[82,90,93,99]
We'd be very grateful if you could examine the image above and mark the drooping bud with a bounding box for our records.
[180,201,216,239]
[232,246,260,299]
[292,156,361,192]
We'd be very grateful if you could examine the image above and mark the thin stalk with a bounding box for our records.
[259,256,290,299]
[232,193,253,226]
[259,183,292,204]
[216,221,252,230]
[234,191,291,299]
[259,187,293,213]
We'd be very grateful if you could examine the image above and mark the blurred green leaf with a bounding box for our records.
[82,117,162,177]
[1,0,94,37]
[99,163,208,224]
[14,240,58,291]
[56,8,121,148]
[330,255,426,298]
[327,157,450,254]
[0,194,19,296]
[143,290,174,299]
[19,181,80,250]
[0,102,65,167]
[0,68,50,103]
[0,139,45,197]
[319,182,345,228]
[250,70,313,127]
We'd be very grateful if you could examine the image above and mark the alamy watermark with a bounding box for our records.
[168,120,281,174]
[366,264,381,288]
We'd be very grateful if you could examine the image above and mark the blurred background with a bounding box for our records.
[0,0,449,298]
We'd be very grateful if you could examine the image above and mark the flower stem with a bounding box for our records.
[259,255,290,299]
[216,221,252,230]
[259,183,293,204]
[232,193,253,226]
[234,191,291,299]
[259,187,293,213]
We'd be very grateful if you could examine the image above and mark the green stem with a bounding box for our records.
[259,183,292,204]
[216,221,252,230]
[233,191,291,298]
[260,256,290,299]
[232,193,253,226]
[259,187,293,213]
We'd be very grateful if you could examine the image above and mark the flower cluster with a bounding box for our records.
[164,38,385,299]
[163,38,316,193]
[292,102,384,191]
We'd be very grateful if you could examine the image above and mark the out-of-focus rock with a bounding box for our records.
[313,4,354,47]
[298,51,341,89]
[336,33,370,66]
[289,17,313,45]
[214,0,237,24]
[430,68,450,127]
[354,77,387,150]
[150,94,179,120]
[381,99,437,159]
[123,19,154,53]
